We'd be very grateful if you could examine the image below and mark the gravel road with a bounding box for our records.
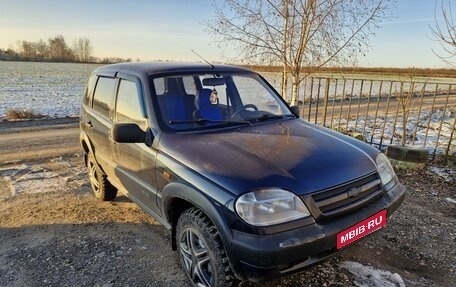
[0,119,454,287]
[0,118,79,162]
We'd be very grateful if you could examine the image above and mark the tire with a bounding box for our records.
[86,153,117,201]
[176,208,236,287]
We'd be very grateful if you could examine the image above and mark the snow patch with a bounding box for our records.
[341,261,405,287]
[0,164,61,196]
[445,197,456,204]
[0,164,29,177]
[428,166,456,183]
[338,108,456,155]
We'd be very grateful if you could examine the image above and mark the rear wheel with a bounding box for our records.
[86,153,117,201]
[176,208,236,287]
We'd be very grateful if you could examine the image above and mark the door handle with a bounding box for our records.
[85,121,93,128]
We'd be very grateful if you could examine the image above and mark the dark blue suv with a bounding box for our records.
[80,62,406,287]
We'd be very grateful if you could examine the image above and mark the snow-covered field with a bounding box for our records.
[0,61,101,117]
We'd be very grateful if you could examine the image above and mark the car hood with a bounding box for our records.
[159,119,379,196]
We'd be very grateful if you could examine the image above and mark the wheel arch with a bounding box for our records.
[162,182,234,254]
[80,132,94,165]
[79,133,108,175]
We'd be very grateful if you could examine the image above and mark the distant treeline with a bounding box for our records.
[0,35,133,64]
[244,65,456,78]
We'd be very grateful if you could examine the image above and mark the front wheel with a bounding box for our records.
[176,208,236,287]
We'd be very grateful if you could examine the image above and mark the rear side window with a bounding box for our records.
[116,79,146,127]
[182,76,197,95]
[153,78,165,95]
[153,76,196,96]
[83,74,97,105]
[93,77,116,118]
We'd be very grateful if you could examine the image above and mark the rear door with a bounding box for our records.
[112,74,160,215]
[80,73,97,144]
[89,75,117,178]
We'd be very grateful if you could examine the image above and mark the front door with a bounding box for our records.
[112,76,159,215]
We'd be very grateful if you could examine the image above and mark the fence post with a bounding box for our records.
[412,83,427,145]
[390,82,403,145]
[370,80,383,145]
[308,78,314,122]
[379,81,393,149]
[337,79,347,129]
[322,78,330,126]
[423,84,439,148]
[362,80,374,135]
[446,116,456,158]
[354,80,364,132]
[314,78,322,124]
[434,84,452,157]
[301,78,308,118]
[330,79,338,129]
[346,80,355,132]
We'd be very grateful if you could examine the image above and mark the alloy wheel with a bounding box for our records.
[87,158,100,194]
[179,227,214,287]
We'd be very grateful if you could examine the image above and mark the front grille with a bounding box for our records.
[311,172,383,215]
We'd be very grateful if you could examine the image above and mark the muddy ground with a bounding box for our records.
[0,119,454,287]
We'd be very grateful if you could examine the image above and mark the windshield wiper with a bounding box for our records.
[169,118,252,126]
[246,114,296,122]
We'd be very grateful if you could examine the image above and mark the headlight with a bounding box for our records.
[376,153,396,187]
[235,189,311,226]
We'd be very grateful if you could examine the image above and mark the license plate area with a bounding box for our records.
[337,209,387,249]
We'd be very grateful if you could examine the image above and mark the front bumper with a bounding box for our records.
[229,182,406,281]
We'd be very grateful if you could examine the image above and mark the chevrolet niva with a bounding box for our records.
[80,62,406,287]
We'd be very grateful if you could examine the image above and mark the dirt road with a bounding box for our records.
[0,118,79,162]
[0,119,454,287]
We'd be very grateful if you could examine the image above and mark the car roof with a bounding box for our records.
[93,61,254,77]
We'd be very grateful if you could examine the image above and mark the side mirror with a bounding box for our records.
[290,105,300,117]
[111,123,146,143]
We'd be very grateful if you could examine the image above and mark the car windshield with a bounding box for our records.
[151,72,294,131]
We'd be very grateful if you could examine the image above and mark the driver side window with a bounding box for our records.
[232,76,281,115]
[115,79,147,129]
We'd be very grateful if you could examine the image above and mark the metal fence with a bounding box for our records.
[294,75,456,158]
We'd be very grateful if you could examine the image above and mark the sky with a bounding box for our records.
[0,0,452,68]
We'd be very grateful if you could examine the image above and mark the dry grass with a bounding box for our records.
[5,109,44,120]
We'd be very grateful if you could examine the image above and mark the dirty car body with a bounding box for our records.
[80,62,406,286]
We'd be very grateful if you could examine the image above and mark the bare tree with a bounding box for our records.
[207,0,391,105]
[73,39,83,62]
[49,35,74,61]
[281,0,290,98]
[74,38,93,62]
[395,78,425,146]
[82,38,93,62]
[17,41,37,60]
[35,39,49,60]
[430,0,456,66]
